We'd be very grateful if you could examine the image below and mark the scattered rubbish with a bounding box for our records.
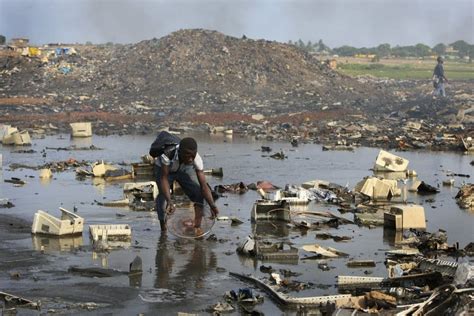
[89,224,132,250]
[70,122,92,137]
[462,137,474,152]
[355,176,400,200]
[12,130,32,146]
[210,302,234,313]
[104,168,133,181]
[68,266,127,278]
[3,129,31,146]
[230,272,353,307]
[442,178,455,186]
[0,198,15,208]
[39,168,53,179]
[131,162,154,178]
[302,244,348,258]
[251,200,290,222]
[237,235,255,256]
[419,258,458,277]
[123,181,158,200]
[416,181,440,194]
[256,241,299,261]
[337,275,384,289]
[453,262,474,285]
[385,248,420,256]
[322,143,355,151]
[408,179,440,194]
[0,125,18,143]
[315,233,352,242]
[31,207,84,236]
[269,151,286,160]
[225,287,263,305]
[4,177,26,185]
[92,160,117,177]
[204,167,223,177]
[346,260,376,268]
[215,182,248,194]
[374,150,409,172]
[383,204,426,230]
[455,184,474,209]
[354,212,385,226]
[0,291,40,310]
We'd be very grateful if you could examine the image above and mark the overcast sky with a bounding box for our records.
[0,0,472,47]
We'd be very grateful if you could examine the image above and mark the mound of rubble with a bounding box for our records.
[0,29,473,148]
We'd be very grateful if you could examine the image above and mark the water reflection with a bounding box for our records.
[373,171,407,181]
[31,234,83,252]
[91,177,106,195]
[70,136,93,148]
[39,177,53,187]
[382,227,404,246]
[154,235,217,292]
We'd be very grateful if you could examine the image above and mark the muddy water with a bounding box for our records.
[0,133,473,315]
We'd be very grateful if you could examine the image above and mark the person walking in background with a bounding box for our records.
[432,56,448,97]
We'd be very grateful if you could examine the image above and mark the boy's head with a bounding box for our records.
[179,137,198,164]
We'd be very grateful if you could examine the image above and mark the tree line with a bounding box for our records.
[289,39,473,60]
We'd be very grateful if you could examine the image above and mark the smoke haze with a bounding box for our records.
[0,0,472,47]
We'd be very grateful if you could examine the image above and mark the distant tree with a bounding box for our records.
[333,45,358,56]
[432,43,447,55]
[317,39,330,52]
[414,43,431,56]
[0,35,5,45]
[297,39,305,49]
[306,40,313,51]
[450,40,471,58]
[376,43,391,57]
[391,45,411,57]
[288,40,293,45]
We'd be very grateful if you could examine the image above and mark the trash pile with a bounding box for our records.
[1,29,472,151]
[232,149,474,314]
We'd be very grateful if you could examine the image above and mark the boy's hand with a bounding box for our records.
[165,201,176,214]
[210,205,219,218]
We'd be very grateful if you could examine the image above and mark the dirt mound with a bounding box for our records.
[104,29,385,108]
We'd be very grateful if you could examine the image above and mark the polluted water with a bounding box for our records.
[0,133,473,315]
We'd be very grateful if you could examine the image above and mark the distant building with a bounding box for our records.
[445,46,459,54]
[10,38,29,47]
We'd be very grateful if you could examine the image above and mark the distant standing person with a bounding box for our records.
[149,132,219,236]
[432,56,448,97]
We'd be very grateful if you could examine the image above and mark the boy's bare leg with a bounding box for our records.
[194,203,204,236]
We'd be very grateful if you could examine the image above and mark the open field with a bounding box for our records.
[335,57,474,80]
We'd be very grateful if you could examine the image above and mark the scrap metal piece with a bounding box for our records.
[347,260,376,268]
[0,291,40,310]
[418,258,459,277]
[230,272,353,307]
[302,244,348,258]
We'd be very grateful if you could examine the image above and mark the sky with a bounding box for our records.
[0,0,472,48]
